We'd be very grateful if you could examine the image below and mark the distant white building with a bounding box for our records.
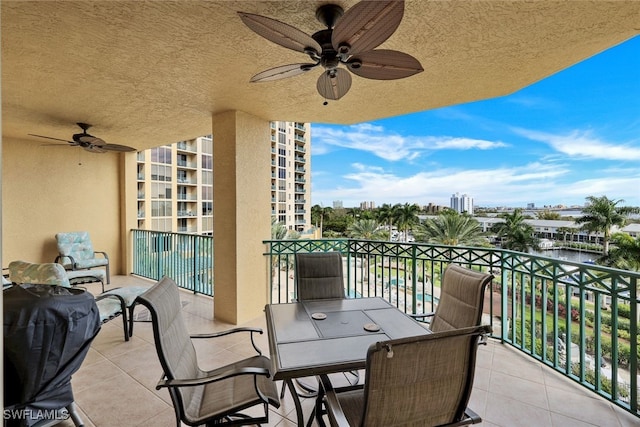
[450,192,474,214]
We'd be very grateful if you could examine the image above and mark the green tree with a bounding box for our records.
[310,205,333,237]
[376,203,399,241]
[345,207,362,220]
[271,217,287,240]
[536,209,561,220]
[323,213,351,236]
[394,203,420,242]
[556,226,575,246]
[599,233,640,271]
[347,219,387,240]
[491,208,539,252]
[574,196,638,255]
[415,211,485,246]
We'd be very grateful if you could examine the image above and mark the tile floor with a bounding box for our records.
[55,275,638,427]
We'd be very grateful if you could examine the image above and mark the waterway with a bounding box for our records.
[530,248,599,264]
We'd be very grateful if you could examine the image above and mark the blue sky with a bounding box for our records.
[310,35,639,209]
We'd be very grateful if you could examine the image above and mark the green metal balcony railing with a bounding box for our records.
[131,231,638,418]
[132,229,212,295]
[264,238,639,418]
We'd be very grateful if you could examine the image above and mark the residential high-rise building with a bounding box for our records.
[136,136,214,235]
[270,121,311,232]
[136,122,311,235]
[450,192,474,214]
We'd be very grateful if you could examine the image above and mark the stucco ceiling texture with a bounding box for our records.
[3,1,639,151]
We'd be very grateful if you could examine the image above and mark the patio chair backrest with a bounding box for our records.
[135,276,200,418]
[9,260,71,287]
[295,252,345,301]
[361,325,491,426]
[56,231,95,261]
[430,265,493,332]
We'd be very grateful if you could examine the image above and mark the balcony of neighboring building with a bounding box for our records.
[175,140,197,153]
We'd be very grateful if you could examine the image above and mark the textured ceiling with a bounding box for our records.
[3,1,639,151]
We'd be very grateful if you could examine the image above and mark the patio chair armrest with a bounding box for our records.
[55,254,77,268]
[190,326,263,339]
[156,366,271,390]
[93,251,109,260]
[319,374,351,427]
[191,327,264,355]
[95,292,127,312]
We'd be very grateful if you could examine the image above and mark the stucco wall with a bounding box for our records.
[2,137,123,272]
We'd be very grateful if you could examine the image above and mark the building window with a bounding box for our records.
[202,186,212,200]
[151,182,171,199]
[202,155,212,170]
[151,146,172,164]
[151,201,172,217]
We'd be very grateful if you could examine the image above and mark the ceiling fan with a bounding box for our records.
[238,0,423,102]
[29,123,136,153]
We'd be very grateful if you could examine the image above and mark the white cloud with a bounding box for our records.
[515,128,640,161]
[312,124,507,162]
[312,161,640,208]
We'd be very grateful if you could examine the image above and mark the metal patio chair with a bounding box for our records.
[414,264,494,332]
[55,231,111,284]
[286,252,360,402]
[8,260,130,340]
[135,276,280,426]
[319,325,492,427]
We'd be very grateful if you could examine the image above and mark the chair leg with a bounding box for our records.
[67,402,85,427]
[106,263,110,284]
[128,303,137,338]
[120,304,129,342]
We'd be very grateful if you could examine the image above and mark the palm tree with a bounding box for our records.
[491,208,539,252]
[311,205,333,237]
[415,211,485,246]
[345,207,362,220]
[271,217,287,240]
[376,203,398,241]
[556,226,571,247]
[394,203,420,242]
[347,219,387,240]
[574,195,638,255]
[598,233,640,271]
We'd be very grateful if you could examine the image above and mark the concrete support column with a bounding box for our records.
[120,152,138,275]
[212,111,270,324]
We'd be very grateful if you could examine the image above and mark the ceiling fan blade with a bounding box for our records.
[250,63,318,83]
[332,0,404,56]
[77,135,106,146]
[238,12,322,55]
[347,49,423,80]
[84,145,108,153]
[28,133,74,144]
[317,69,352,100]
[101,143,137,152]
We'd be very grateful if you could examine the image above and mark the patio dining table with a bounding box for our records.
[265,297,429,426]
